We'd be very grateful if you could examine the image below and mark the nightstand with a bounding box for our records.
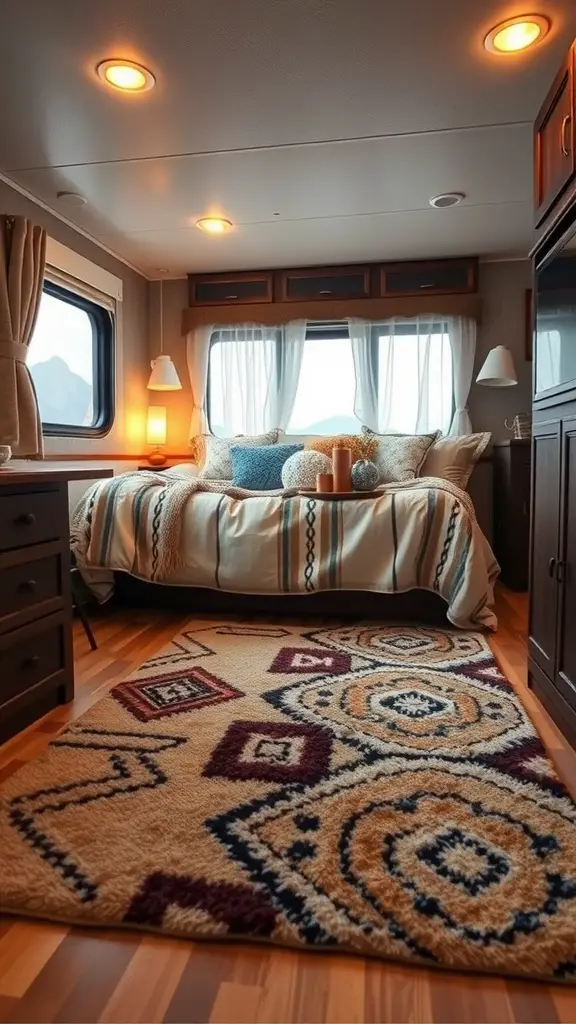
[492,439,531,591]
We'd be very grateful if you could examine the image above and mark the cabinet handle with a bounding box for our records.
[17,512,36,526]
[561,114,572,158]
[23,655,40,670]
[556,560,566,584]
[225,294,238,300]
[19,579,37,592]
[548,557,556,577]
[319,290,333,295]
[419,283,435,289]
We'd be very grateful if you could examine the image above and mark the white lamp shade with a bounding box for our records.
[147,355,182,391]
[146,405,167,445]
[476,345,518,387]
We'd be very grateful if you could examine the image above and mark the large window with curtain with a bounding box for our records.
[205,316,475,437]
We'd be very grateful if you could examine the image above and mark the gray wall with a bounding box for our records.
[471,260,532,441]
[0,179,150,457]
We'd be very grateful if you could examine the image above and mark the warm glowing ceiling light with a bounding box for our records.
[484,15,550,54]
[97,59,155,92]
[196,217,233,235]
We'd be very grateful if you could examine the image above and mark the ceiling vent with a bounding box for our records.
[429,193,465,209]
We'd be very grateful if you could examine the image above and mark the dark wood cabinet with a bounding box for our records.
[278,265,370,302]
[534,46,575,227]
[189,271,273,306]
[528,420,562,678]
[492,440,530,591]
[556,416,576,709]
[380,257,477,297]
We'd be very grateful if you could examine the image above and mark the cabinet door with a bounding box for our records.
[188,272,273,306]
[528,419,562,676]
[278,266,370,302]
[534,51,575,226]
[380,258,477,297]
[556,417,576,709]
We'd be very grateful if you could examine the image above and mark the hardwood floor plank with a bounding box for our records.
[0,994,19,1023]
[364,962,433,1024]
[256,951,298,1023]
[0,922,68,999]
[98,936,190,1024]
[163,945,234,1024]
[209,982,262,1023]
[324,957,366,1023]
[504,980,561,1024]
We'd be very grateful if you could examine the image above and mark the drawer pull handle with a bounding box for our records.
[561,114,572,157]
[225,294,238,300]
[19,579,37,592]
[548,557,556,577]
[17,513,36,526]
[24,655,40,670]
[319,290,333,295]
[419,283,435,289]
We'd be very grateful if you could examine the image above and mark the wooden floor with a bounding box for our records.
[0,589,575,1024]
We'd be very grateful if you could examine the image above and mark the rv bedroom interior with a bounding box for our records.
[1,2,576,1022]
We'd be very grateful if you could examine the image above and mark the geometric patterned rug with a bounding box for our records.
[1,620,575,983]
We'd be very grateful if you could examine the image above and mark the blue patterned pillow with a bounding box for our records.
[230,444,303,490]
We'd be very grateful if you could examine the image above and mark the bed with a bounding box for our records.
[71,467,499,630]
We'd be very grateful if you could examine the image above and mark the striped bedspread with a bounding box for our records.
[71,470,499,630]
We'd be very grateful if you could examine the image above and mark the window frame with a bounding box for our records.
[33,279,115,438]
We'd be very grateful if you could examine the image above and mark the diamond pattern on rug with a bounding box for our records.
[112,667,243,722]
[124,872,277,934]
[268,647,352,675]
[143,631,216,670]
[203,720,333,784]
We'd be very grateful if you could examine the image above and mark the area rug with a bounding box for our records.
[1,621,575,983]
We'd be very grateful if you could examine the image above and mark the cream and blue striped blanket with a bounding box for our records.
[71,469,499,630]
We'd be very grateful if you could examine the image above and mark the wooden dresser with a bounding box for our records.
[0,463,112,743]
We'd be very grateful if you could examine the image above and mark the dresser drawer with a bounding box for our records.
[0,553,62,625]
[0,490,62,551]
[0,622,65,707]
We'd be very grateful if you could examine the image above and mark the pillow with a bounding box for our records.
[281,449,333,489]
[421,432,491,489]
[194,429,281,480]
[231,443,303,490]
[307,434,379,462]
[362,427,440,482]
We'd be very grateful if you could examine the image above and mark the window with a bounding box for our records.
[28,281,114,435]
[206,320,455,437]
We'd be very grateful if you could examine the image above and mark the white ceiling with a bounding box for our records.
[1,0,574,278]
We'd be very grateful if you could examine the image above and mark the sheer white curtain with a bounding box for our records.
[205,321,306,436]
[349,316,454,434]
[448,316,477,435]
[187,324,213,440]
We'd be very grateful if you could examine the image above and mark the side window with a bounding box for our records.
[28,281,114,435]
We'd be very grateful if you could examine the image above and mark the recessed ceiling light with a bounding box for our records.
[484,15,550,54]
[196,217,233,235]
[56,191,87,207]
[429,192,466,209]
[96,59,155,92]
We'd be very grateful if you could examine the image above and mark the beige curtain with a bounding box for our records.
[0,215,46,457]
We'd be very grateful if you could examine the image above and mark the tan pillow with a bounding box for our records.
[307,434,379,462]
[421,433,491,489]
[362,428,440,482]
[193,429,281,479]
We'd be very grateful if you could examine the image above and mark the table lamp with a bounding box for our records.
[146,405,167,465]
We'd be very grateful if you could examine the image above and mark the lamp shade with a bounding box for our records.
[476,345,518,387]
[146,406,167,445]
[147,355,182,391]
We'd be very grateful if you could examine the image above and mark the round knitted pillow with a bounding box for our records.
[281,449,332,489]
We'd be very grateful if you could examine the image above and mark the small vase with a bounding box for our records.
[351,459,380,490]
[0,445,12,468]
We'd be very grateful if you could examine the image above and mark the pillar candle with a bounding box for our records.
[332,447,352,491]
[316,472,334,492]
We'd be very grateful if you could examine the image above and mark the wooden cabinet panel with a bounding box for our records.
[278,266,370,302]
[534,49,575,226]
[492,441,530,591]
[380,258,477,297]
[189,272,273,306]
[0,548,63,632]
[556,418,576,706]
[528,419,562,676]
[0,489,62,552]
[0,615,66,708]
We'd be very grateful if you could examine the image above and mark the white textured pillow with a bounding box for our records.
[421,433,491,489]
[281,449,332,489]
[362,428,440,482]
[194,430,281,480]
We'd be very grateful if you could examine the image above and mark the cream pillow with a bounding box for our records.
[421,433,491,489]
[194,429,281,480]
[281,449,332,489]
[362,428,440,482]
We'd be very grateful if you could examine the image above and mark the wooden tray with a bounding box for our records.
[298,489,381,500]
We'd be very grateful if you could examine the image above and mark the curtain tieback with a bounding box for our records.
[0,340,27,362]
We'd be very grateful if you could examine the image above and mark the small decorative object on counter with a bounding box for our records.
[505,412,532,440]
[0,445,11,467]
[316,472,334,492]
[332,447,352,491]
[351,458,380,490]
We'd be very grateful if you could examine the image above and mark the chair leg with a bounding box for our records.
[75,599,98,650]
